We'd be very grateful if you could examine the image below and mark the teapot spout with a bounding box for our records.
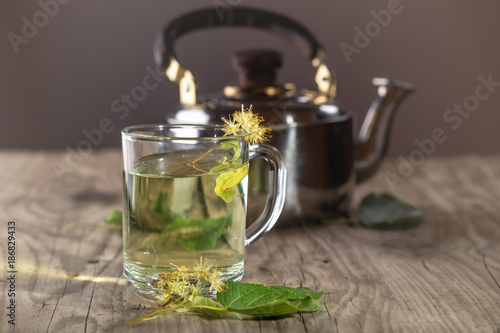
[355,78,414,183]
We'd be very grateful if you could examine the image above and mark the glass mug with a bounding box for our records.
[121,124,286,296]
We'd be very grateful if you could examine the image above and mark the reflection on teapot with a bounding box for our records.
[154,7,413,226]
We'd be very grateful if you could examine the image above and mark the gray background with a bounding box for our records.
[1,0,499,156]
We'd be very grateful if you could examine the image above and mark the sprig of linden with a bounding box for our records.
[222,105,271,144]
[154,258,226,304]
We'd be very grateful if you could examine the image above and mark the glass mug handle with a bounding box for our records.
[245,144,287,246]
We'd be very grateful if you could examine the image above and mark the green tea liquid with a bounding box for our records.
[122,152,247,295]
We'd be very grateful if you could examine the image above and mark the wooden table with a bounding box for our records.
[1,149,499,332]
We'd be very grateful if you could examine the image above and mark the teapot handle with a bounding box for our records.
[154,7,336,105]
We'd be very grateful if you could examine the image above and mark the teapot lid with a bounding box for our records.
[223,49,296,99]
[172,47,346,126]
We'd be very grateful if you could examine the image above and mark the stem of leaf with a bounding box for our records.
[188,149,214,165]
[126,303,181,325]
[189,305,228,312]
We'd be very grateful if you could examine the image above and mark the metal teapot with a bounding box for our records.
[154,7,413,226]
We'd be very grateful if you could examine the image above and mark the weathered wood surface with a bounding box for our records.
[1,149,500,332]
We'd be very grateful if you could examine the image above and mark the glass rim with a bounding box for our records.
[121,123,248,141]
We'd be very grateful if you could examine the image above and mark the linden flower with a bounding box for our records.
[171,264,190,279]
[222,116,240,136]
[192,257,213,282]
[235,106,259,126]
[155,258,227,305]
[222,104,271,144]
[167,279,188,297]
[231,105,248,124]
[187,283,203,301]
[208,269,225,293]
[156,270,182,291]
[249,125,271,145]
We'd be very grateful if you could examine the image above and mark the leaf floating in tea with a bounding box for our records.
[214,164,249,203]
[179,233,220,252]
[209,158,240,173]
[217,140,241,163]
[163,216,232,251]
[154,191,176,222]
[358,193,423,228]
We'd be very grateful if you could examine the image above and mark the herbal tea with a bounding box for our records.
[123,151,247,295]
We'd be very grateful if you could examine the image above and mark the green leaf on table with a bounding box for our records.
[175,296,223,318]
[270,286,325,301]
[358,193,423,228]
[217,281,325,317]
[105,210,122,226]
[127,267,327,325]
[214,164,248,203]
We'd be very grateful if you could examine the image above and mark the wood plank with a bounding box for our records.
[0,150,499,332]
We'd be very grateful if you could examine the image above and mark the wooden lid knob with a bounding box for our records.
[231,49,283,88]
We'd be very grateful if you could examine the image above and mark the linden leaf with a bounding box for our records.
[210,160,232,173]
[127,277,327,324]
[358,193,423,228]
[176,296,223,318]
[270,286,325,302]
[214,164,248,203]
[217,140,241,162]
[163,216,228,233]
[105,210,122,225]
[217,281,325,317]
[153,191,177,222]
[162,216,232,251]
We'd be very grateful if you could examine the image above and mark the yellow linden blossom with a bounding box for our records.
[222,116,240,136]
[222,104,271,144]
[208,269,225,293]
[171,263,190,278]
[155,270,180,291]
[235,106,259,128]
[188,283,203,299]
[155,258,226,303]
[231,105,248,124]
[249,125,271,145]
[167,279,188,297]
[192,257,213,281]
